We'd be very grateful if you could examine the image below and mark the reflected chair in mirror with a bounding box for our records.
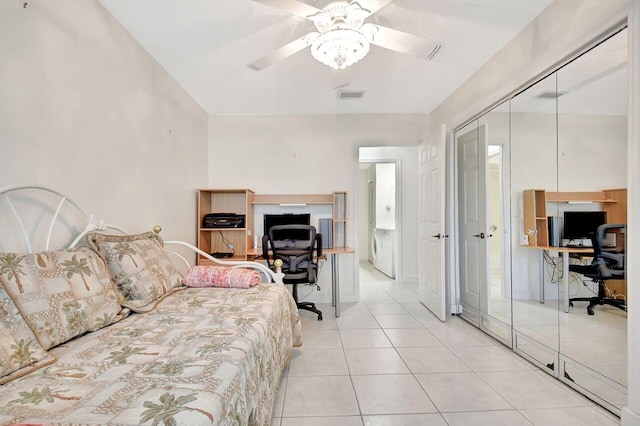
[569,223,626,316]
[263,224,323,321]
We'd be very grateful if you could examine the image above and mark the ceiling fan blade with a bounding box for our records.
[252,0,324,19]
[351,0,396,17]
[364,24,442,61]
[248,32,319,71]
[332,68,351,89]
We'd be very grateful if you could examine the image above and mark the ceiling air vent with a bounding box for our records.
[337,90,366,100]
[536,90,567,99]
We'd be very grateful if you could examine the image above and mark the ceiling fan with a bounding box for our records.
[247,0,442,78]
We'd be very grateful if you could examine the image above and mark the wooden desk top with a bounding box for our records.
[522,245,593,254]
[246,247,354,257]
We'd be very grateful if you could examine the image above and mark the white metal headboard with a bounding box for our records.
[0,185,282,283]
[0,184,126,253]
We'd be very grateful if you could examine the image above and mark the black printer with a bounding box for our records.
[202,213,245,228]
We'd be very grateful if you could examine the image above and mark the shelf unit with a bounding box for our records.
[197,190,348,264]
[332,191,346,248]
[523,188,627,247]
[197,189,254,263]
[522,188,627,296]
[523,189,548,246]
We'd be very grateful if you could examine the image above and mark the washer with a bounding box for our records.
[372,228,394,278]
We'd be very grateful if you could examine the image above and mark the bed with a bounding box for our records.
[0,185,302,426]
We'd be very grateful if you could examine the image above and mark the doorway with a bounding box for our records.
[360,161,397,279]
[358,146,419,287]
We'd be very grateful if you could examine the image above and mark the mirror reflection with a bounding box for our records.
[455,119,483,325]
[478,102,512,345]
[454,100,512,346]
[557,29,628,407]
[454,27,628,414]
[510,71,560,370]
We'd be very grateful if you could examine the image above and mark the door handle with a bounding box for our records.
[432,233,450,239]
[473,232,486,239]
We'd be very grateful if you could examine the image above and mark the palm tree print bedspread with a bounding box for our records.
[0,284,302,425]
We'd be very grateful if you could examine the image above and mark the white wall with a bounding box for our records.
[209,114,427,301]
[0,0,208,247]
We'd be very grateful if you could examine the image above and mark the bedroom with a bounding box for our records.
[1,0,639,425]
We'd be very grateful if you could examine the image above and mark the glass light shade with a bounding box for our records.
[310,28,371,70]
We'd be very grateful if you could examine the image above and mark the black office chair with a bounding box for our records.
[263,224,323,321]
[569,223,626,316]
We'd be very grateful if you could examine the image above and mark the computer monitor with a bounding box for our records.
[563,211,607,241]
[263,213,311,240]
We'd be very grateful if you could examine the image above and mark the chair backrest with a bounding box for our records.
[263,225,322,284]
[591,223,626,279]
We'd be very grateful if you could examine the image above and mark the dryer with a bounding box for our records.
[372,228,395,278]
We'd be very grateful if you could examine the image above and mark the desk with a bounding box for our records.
[247,246,354,317]
[524,245,593,313]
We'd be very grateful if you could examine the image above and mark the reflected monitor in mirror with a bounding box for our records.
[562,211,606,242]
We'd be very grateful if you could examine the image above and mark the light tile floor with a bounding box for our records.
[271,262,621,425]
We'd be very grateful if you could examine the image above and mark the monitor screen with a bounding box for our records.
[563,211,606,240]
[264,214,311,240]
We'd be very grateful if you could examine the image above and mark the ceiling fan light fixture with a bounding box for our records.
[310,28,371,70]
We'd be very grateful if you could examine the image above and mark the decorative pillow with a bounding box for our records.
[0,284,56,384]
[86,232,183,312]
[0,247,126,350]
[184,266,262,288]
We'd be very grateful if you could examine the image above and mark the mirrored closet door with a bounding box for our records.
[510,72,560,371]
[454,27,628,415]
[556,29,628,412]
[477,102,511,345]
[454,101,512,347]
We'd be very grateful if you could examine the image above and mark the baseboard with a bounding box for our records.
[622,407,640,426]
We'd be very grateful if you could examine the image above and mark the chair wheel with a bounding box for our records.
[587,307,594,315]
[317,315,323,321]
[569,302,573,307]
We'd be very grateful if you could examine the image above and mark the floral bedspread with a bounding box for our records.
[0,284,302,425]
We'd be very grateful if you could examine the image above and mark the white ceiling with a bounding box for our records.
[99,0,554,116]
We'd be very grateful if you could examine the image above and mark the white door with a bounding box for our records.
[456,125,488,314]
[418,125,446,321]
[368,181,374,262]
